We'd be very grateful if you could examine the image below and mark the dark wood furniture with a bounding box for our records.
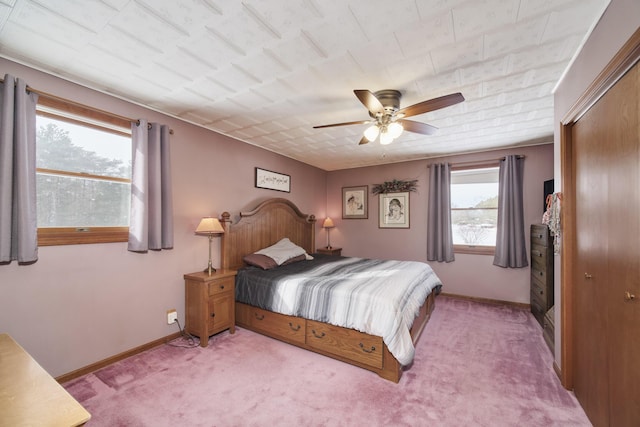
[530,224,553,325]
[316,247,342,256]
[0,333,91,426]
[219,198,436,383]
[184,270,237,347]
[542,306,554,354]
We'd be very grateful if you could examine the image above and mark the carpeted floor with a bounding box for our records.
[64,296,591,426]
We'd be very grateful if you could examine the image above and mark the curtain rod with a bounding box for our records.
[2,76,174,134]
[30,85,174,135]
[428,155,525,168]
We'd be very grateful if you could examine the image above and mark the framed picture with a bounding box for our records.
[255,167,290,192]
[379,192,410,228]
[342,185,368,219]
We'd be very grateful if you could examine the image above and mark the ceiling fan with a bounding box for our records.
[313,89,464,145]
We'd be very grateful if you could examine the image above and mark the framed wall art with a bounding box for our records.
[379,192,409,228]
[342,185,368,219]
[255,167,290,192]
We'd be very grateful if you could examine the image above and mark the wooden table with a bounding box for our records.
[0,333,90,427]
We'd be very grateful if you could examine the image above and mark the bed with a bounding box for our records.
[219,198,442,382]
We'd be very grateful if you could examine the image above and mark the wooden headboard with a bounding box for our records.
[219,198,316,270]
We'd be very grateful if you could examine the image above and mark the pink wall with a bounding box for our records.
[0,58,327,377]
[552,0,640,367]
[0,35,572,377]
[327,144,554,304]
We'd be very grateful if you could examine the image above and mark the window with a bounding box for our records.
[450,165,499,254]
[36,97,132,245]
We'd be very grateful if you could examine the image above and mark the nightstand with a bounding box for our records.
[184,269,236,347]
[316,247,342,256]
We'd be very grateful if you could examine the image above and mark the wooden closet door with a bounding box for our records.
[572,91,611,427]
[572,61,640,427]
[605,62,640,427]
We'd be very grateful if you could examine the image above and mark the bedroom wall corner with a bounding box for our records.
[326,143,554,305]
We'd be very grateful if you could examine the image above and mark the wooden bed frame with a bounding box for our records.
[219,198,435,382]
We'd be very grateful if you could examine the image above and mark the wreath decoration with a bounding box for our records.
[371,179,418,195]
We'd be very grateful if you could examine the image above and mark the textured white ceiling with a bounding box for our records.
[0,0,609,171]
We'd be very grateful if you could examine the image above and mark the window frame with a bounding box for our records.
[450,161,500,255]
[36,96,132,246]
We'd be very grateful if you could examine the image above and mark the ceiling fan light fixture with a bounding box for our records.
[388,122,403,139]
[364,125,380,142]
[379,131,394,145]
[313,89,465,146]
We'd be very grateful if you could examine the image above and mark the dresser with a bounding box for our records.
[184,270,236,347]
[542,306,555,354]
[530,224,553,326]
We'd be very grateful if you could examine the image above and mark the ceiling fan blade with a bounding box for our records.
[313,120,371,129]
[358,136,369,145]
[354,90,385,116]
[400,119,438,135]
[397,92,465,118]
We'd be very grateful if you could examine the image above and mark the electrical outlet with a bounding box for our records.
[166,309,177,325]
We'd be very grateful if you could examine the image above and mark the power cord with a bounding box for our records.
[167,318,199,348]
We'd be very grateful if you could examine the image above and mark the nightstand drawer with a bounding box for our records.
[208,276,234,296]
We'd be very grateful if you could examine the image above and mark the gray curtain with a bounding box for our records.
[493,155,528,268]
[128,120,174,252]
[427,163,454,262]
[0,74,39,264]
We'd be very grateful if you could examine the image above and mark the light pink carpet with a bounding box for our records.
[64,296,591,426]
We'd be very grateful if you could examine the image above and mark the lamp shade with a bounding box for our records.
[322,217,335,228]
[388,122,403,139]
[195,217,224,235]
[363,125,380,142]
[379,131,394,145]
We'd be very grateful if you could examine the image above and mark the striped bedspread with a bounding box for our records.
[235,255,443,365]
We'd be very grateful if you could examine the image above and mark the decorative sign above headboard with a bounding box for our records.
[255,167,291,192]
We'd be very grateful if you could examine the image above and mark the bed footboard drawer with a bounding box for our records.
[410,296,432,342]
[306,320,383,369]
[243,305,306,345]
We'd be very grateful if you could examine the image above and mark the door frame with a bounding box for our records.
[559,28,640,389]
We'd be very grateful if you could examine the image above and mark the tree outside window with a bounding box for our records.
[451,166,499,252]
[35,107,132,245]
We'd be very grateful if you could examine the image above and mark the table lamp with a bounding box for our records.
[195,217,225,276]
[322,217,335,249]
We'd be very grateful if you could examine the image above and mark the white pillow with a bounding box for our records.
[255,238,307,265]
